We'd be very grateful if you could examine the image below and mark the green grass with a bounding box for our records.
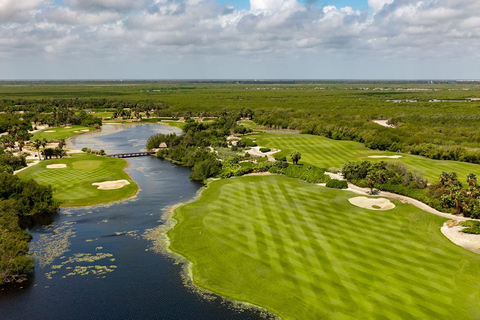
[169,175,480,319]
[17,153,137,207]
[92,111,114,118]
[252,133,480,183]
[31,125,95,141]
[238,120,260,130]
[160,120,186,129]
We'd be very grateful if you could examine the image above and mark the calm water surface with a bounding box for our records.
[0,124,263,320]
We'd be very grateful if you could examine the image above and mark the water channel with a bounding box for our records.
[0,123,262,320]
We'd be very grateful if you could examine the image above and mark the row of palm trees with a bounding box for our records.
[438,172,480,218]
[32,139,66,160]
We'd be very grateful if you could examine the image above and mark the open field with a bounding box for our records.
[252,133,480,183]
[31,125,95,141]
[17,153,137,207]
[169,175,480,319]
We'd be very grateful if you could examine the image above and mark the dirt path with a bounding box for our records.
[248,146,280,162]
[345,183,471,221]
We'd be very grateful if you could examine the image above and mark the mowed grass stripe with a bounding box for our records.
[169,175,480,319]
[252,133,480,182]
[17,153,137,207]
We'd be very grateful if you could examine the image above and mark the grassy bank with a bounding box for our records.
[17,153,137,207]
[32,125,95,141]
[252,133,480,183]
[169,175,480,319]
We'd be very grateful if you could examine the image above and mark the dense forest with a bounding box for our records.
[0,173,59,284]
[2,81,480,164]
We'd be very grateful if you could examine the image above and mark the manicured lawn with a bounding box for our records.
[160,120,186,129]
[238,120,260,130]
[17,153,137,207]
[31,125,95,141]
[92,111,114,118]
[251,133,480,183]
[169,175,480,319]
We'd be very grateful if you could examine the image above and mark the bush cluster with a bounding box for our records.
[326,179,348,189]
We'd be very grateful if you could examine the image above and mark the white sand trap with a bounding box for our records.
[92,180,130,190]
[44,130,56,133]
[65,126,71,128]
[441,221,480,254]
[348,196,395,211]
[373,120,396,128]
[368,155,402,159]
[46,164,67,169]
[73,130,81,133]
[81,129,90,132]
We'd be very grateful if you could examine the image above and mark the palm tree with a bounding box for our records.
[18,140,25,152]
[33,139,42,160]
[41,138,48,148]
[58,139,66,149]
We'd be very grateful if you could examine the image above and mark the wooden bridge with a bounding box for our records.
[107,151,155,158]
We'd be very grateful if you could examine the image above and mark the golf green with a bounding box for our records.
[169,175,480,319]
[32,125,95,141]
[17,153,137,207]
[252,133,480,183]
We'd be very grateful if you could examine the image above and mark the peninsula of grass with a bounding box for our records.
[169,175,480,319]
[17,153,137,207]
[31,125,95,141]
[251,133,480,183]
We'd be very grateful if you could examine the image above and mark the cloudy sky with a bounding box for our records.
[0,0,479,79]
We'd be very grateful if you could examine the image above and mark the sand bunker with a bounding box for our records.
[441,221,480,254]
[81,129,90,132]
[44,130,56,133]
[46,164,67,169]
[368,155,402,159]
[65,126,71,128]
[348,196,395,211]
[92,180,130,190]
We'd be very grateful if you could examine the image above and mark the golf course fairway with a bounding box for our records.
[17,153,137,207]
[252,133,480,183]
[169,175,480,319]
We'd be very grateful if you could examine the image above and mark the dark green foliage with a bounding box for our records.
[460,221,480,234]
[290,151,301,165]
[190,158,222,181]
[242,138,257,147]
[326,179,348,189]
[0,150,27,173]
[219,158,273,178]
[342,161,428,190]
[0,115,32,134]
[0,173,58,284]
[270,164,328,184]
[259,147,271,153]
[427,172,480,218]
[42,148,67,159]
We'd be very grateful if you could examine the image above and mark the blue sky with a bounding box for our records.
[0,0,479,79]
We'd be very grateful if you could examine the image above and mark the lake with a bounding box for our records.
[0,123,263,320]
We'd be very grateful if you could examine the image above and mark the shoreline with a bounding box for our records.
[155,182,278,319]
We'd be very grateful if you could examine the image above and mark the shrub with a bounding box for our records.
[460,221,480,234]
[270,164,328,184]
[259,147,271,153]
[242,138,257,147]
[326,179,348,189]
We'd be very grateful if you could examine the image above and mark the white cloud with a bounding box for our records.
[368,0,394,13]
[0,0,479,78]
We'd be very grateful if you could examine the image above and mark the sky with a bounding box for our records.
[0,0,479,80]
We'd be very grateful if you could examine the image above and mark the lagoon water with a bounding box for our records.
[0,124,262,320]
